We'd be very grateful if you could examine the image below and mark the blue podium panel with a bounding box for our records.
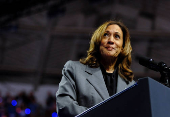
[76,78,170,117]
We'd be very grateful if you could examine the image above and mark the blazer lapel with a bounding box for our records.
[117,75,129,93]
[85,65,109,100]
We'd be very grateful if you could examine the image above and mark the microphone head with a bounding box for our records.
[136,55,159,72]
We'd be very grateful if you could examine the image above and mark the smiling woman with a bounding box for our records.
[100,24,124,71]
[56,20,135,117]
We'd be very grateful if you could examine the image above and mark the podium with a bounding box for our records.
[76,77,170,117]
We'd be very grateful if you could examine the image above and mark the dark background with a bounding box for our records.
[0,0,170,117]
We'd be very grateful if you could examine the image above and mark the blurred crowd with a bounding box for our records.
[0,91,57,117]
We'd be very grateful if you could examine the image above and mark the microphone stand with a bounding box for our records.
[158,62,170,87]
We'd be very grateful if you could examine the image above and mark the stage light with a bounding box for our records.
[11,100,17,106]
[16,107,21,113]
[25,108,31,114]
[52,112,58,117]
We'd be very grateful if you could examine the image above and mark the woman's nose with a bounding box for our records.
[108,36,114,44]
[108,40,114,44]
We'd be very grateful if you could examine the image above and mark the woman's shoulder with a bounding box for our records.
[64,60,86,69]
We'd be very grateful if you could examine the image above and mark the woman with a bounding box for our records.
[56,20,135,117]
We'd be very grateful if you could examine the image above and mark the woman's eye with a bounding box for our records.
[104,33,109,37]
[115,35,120,39]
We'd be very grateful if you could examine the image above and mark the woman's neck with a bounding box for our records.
[100,57,118,73]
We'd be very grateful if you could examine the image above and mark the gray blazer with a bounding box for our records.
[56,60,135,117]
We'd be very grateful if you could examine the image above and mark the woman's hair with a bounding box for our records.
[80,20,134,81]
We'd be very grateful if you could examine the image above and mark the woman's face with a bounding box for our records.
[100,24,123,59]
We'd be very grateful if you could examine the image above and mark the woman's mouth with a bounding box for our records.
[105,47,115,51]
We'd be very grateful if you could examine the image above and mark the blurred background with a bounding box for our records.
[0,0,170,116]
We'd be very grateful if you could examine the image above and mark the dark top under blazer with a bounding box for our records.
[56,60,135,117]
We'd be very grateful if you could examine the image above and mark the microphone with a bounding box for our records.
[136,56,160,72]
[137,55,170,87]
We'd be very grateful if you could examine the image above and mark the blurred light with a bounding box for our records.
[11,100,17,106]
[19,110,26,116]
[0,97,2,103]
[25,108,31,114]
[16,107,21,113]
[52,112,58,117]
[2,116,7,117]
